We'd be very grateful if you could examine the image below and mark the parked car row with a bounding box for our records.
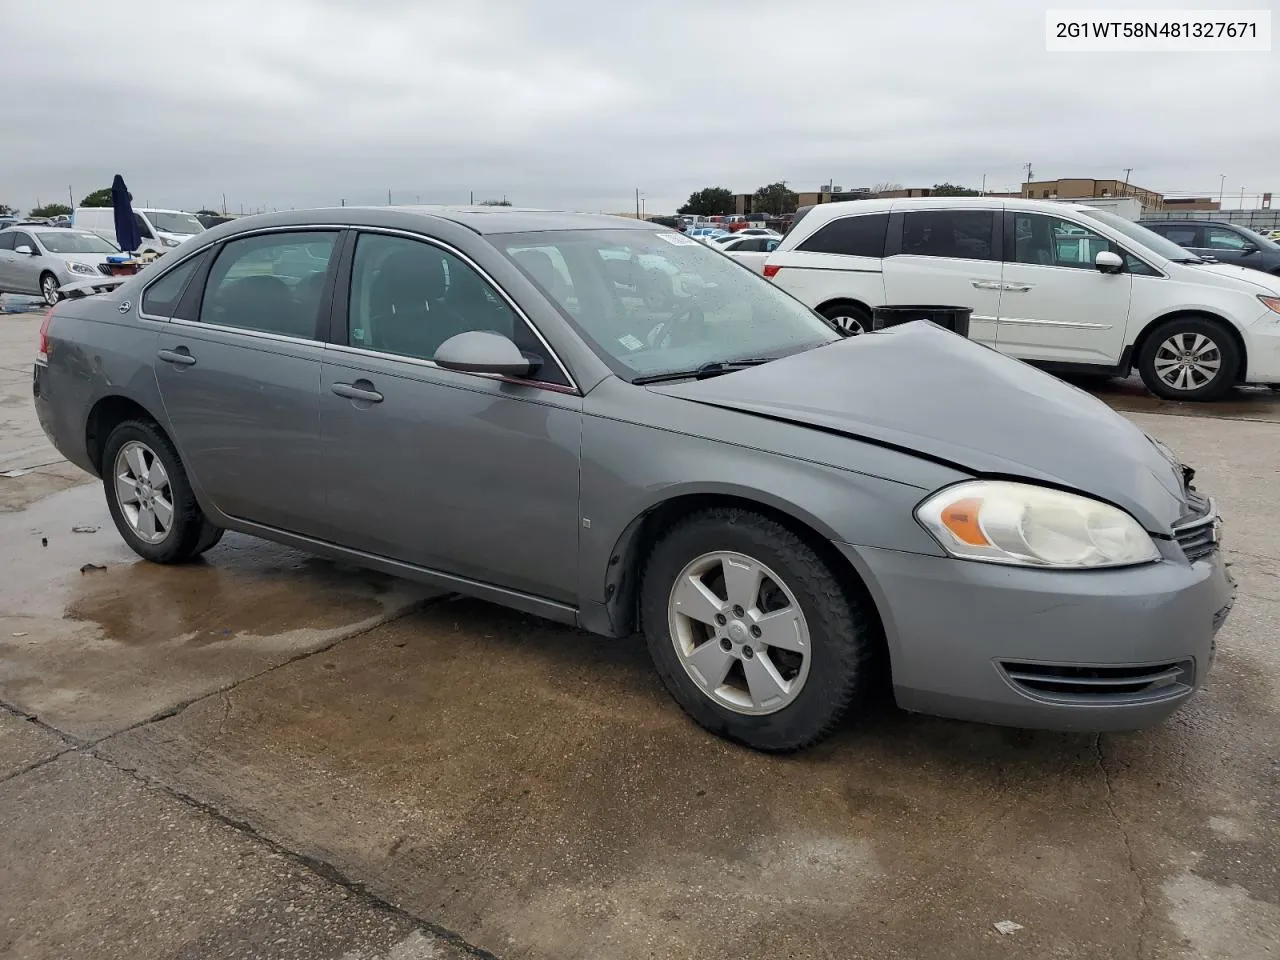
[33,206,1233,751]
[1141,219,1280,276]
[760,197,1280,400]
[72,206,205,256]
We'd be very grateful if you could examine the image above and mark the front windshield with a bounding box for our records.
[1081,209,1198,261]
[498,228,839,379]
[143,211,205,235]
[35,231,118,254]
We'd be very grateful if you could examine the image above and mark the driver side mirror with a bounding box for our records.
[14,245,34,256]
[1240,242,1259,255]
[1095,251,1124,274]
[434,330,540,378]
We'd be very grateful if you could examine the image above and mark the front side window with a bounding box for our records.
[199,231,337,338]
[1205,226,1249,251]
[499,229,838,381]
[1012,214,1117,269]
[10,232,35,252]
[133,214,155,240]
[798,213,889,257]
[347,233,568,381]
[901,210,996,261]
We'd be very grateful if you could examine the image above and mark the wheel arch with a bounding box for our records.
[600,490,887,656]
[1131,310,1247,382]
[84,394,167,476]
[815,296,873,318]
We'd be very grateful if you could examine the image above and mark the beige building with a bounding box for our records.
[1022,178,1163,210]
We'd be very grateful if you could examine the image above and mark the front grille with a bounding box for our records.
[1173,494,1218,563]
[1000,660,1194,704]
[97,264,113,276]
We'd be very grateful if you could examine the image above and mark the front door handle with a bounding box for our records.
[331,381,383,403]
[156,348,196,366]
[971,280,1003,290]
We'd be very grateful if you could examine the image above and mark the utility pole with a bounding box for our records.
[1023,162,1033,186]
[1239,186,1246,209]
[221,192,227,215]
[635,187,640,219]
[470,191,474,205]
[1121,168,1133,197]
[387,188,392,205]
[68,185,74,208]
[1219,174,1226,207]
[340,198,345,206]
[980,174,986,196]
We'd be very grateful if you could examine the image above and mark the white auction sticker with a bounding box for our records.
[655,232,699,245]
[1046,9,1271,51]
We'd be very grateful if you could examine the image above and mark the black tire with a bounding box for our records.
[819,302,871,337]
[640,508,876,752]
[1137,316,1239,401]
[102,419,218,563]
[39,272,59,307]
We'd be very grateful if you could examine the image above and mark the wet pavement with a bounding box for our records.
[1,307,1279,959]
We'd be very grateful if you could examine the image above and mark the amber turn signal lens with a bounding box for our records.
[939,497,990,546]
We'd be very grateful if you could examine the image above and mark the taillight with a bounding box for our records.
[762,264,781,279]
[37,308,53,363]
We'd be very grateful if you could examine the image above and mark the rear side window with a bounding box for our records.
[0,232,13,252]
[200,231,338,338]
[1160,225,1200,247]
[141,253,207,317]
[797,214,889,257]
[902,210,997,261]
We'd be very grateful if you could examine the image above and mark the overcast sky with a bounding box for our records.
[3,0,1277,216]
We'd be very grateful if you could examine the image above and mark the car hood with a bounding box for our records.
[1178,261,1280,295]
[650,323,1191,532]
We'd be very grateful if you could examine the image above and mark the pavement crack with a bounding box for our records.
[85,746,504,960]
[0,746,77,784]
[0,695,85,749]
[1095,734,1150,960]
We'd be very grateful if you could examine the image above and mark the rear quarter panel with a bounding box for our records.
[41,298,163,475]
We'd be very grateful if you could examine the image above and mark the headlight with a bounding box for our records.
[161,237,180,247]
[67,262,98,276]
[1259,295,1280,316]
[916,481,1159,569]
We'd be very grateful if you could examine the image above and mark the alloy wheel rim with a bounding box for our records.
[113,441,174,544]
[1154,332,1221,391]
[831,314,864,336]
[42,276,58,306]
[667,550,811,716]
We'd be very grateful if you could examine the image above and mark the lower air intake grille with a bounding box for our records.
[999,659,1194,704]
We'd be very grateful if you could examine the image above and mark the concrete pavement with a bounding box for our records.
[1,308,1278,959]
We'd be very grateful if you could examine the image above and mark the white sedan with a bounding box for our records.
[716,233,782,274]
[0,228,119,306]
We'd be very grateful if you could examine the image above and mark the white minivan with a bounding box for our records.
[764,197,1280,400]
[72,207,205,256]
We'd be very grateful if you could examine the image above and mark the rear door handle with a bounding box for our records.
[331,381,383,403]
[1003,283,1033,292]
[156,348,196,366]
[971,280,1002,290]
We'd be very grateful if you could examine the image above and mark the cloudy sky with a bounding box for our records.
[3,0,1276,216]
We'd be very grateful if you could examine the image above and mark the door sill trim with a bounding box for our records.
[222,515,581,627]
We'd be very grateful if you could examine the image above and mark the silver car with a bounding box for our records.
[32,207,1235,751]
[0,227,117,305]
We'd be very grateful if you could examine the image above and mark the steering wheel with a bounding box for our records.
[646,300,707,350]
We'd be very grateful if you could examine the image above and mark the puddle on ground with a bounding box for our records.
[1077,375,1280,421]
[0,483,393,645]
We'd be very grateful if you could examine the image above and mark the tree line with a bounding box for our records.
[675,181,982,217]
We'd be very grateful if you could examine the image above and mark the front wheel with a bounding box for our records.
[640,508,876,752]
[40,273,59,307]
[1137,317,1239,401]
[102,419,224,563]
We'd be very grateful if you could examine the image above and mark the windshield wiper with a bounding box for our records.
[633,357,776,385]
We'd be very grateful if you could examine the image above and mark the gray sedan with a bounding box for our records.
[0,227,117,305]
[32,207,1234,751]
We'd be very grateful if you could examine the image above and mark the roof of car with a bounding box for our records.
[203,205,653,237]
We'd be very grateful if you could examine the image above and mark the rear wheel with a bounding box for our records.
[102,419,224,563]
[819,302,871,337]
[640,508,876,752]
[1138,317,1239,401]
